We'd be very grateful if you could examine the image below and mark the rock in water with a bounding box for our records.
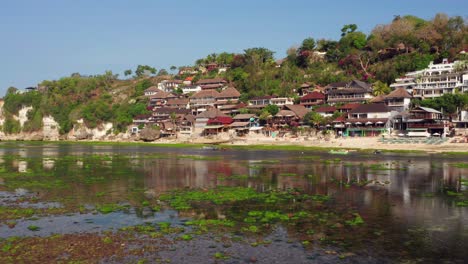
[139,127,160,141]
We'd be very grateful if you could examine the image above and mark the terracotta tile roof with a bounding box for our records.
[233,114,257,120]
[218,87,241,98]
[191,90,220,99]
[200,83,224,90]
[166,98,189,105]
[349,103,390,114]
[327,88,370,95]
[196,108,229,118]
[153,107,190,115]
[300,91,325,100]
[333,116,346,122]
[338,103,361,110]
[144,86,160,92]
[315,106,337,113]
[229,122,250,128]
[300,82,312,88]
[284,105,310,119]
[326,80,372,92]
[370,95,385,103]
[250,95,277,101]
[196,78,227,85]
[276,110,296,117]
[150,90,176,99]
[385,87,412,99]
[183,114,195,123]
[207,116,233,125]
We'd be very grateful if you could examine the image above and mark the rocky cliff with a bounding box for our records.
[0,105,137,142]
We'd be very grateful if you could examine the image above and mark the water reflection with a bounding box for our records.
[0,143,466,261]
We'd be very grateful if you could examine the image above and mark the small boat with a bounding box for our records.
[329,149,349,155]
[374,150,382,154]
[202,145,219,151]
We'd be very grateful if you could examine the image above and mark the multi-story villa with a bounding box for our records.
[390,59,468,98]
[270,97,294,106]
[325,80,374,105]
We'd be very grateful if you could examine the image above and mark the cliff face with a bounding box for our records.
[0,105,133,141]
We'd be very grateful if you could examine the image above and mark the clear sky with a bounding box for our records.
[0,0,466,96]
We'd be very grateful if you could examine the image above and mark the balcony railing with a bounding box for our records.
[407,123,445,128]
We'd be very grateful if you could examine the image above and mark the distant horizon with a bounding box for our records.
[1,0,467,96]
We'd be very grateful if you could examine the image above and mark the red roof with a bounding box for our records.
[338,103,361,110]
[300,91,325,100]
[315,106,336,113]
[185,77,194,81]
[207,116,233,125]
[333,116,346,122]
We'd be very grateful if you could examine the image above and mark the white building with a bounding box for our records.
[157,80,183,92]
[270,97,294,106]
[390,59,468,99]
[181,85,202,94]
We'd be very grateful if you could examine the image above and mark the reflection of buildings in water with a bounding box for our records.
[42,147,59,157]
[19,148,28,158]
[43,158,55,170]
[143,158,218,193]
[441,161,463,191]
[18,161,28,173]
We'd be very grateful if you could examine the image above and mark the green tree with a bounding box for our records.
[372,81,391,96]
[157,69,169,76]
[6,86,18,95]
[135,65,157,77]
[124,69,132,76]
[341,24,358,37]
[300,38,316,51]
[244,47,275,64]
[303,111,324,127]
[264,104,279,116]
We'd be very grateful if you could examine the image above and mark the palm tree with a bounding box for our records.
[372,81,391,96]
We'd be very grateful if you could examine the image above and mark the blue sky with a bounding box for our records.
[0,0,466,96]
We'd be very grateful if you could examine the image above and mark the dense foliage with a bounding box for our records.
[2,71,150,134]
[193,13,466,96]
[1,13,466,134]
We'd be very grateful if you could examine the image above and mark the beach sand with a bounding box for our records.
[227,135,468,153]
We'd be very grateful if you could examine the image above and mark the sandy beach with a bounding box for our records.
[220,134,468,153]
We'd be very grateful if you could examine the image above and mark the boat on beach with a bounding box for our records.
[202,145,219,150]
[328,149,349,155]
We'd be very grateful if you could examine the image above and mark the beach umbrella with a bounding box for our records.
[355,122,362,125]
[345,122,351,125]
[432,133,440,136]
[365,121,373,125]
[376,121,384,124]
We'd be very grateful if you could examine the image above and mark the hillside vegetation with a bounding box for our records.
[1,13,467,134]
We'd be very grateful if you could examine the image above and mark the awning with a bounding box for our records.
[365,121,373,125]
[355,122,362,125]
[376,121,384,124]
[204,125,224,129]
[229,122,250,128]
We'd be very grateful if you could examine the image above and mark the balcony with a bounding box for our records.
[407,123,445,129]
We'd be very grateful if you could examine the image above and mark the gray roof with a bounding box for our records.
[418,107,442,114]
[349,103,390,114]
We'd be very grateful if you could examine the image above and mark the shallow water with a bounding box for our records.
[0,142,467,263]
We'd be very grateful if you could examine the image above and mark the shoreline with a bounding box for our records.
[1,136,468,155]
